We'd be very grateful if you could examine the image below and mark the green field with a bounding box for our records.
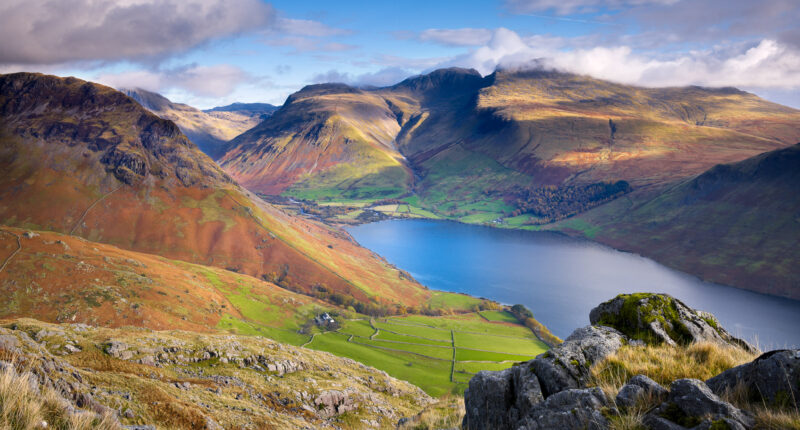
[211,275,550,396]
[306,314,548,395]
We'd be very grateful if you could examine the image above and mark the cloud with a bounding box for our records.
[96,64,254,98]
[442,28,800,89]
[419,28,493,46]
[505,0,678,15]
[261,17,356,53]
[0,0,275,65]
[311,67,416,88]
[274,18,352,37]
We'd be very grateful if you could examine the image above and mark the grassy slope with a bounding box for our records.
[0,318,432,429]
[550,143,800,299]
[0,227,548,397]
[220,84,413,198]
[0,72,431,309]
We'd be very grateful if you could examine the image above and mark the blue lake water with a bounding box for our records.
[347,219,800,350]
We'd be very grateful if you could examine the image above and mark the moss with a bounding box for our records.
[570,359,580,367]
[709,419,732,430]
[660,402,702,427]
[596,293,693,345]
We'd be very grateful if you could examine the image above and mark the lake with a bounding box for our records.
[347,219,800,350]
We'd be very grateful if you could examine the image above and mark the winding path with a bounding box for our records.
[0,230,22,274]
[70,186,123,235]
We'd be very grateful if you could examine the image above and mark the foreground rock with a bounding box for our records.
[463,325,625,429]
[463,293,776,430]
[706,349,800,408]
[589,293,756,352]
[644,379,754,430]
[0,318,432,429]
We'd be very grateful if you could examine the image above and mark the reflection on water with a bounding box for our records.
[348,219,800,350]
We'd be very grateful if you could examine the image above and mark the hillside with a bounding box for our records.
[463,293,800,429]
[0,226,553,397]
[220,68,800,225]
[0,72,431,310]
[0,318,432,429]
[122,88,273,158]
[552,143,800,299]
[220,83,414,198]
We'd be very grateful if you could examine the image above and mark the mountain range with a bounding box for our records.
[220,68,799,214]
[122,88,276,158]
[0,73,430,309]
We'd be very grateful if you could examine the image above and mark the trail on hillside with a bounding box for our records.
[0,230,22,274]
[70,186,123,235]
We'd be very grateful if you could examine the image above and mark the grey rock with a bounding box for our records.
[515,388,611,430]
[706,349,800,409]
[590,294,756,352]
[0,334,21,355]
[314,390,358,417]
[532,325,626,397]
[463,368,515,430]
[645,379,753,430]
[463,325,624,429]
[104,341,133,360]
[615,374,667,409]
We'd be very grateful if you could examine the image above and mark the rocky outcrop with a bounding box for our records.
[463,325,625,429]
[589,293,757,352]
[643,379,754,430]
[462,293,775,430]
[706,349,800,408]
[615,375,667,409]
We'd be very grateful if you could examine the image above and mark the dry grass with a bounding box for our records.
[398,395,464,430]
[591,342,800,429]
[590,342,758,430]
[717,381,800,429]
[591,341,758,397]
[0,362,120,430]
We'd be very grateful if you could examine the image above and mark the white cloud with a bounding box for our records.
[262,18,356,53]
[505,0,678,15]
[274,18,352,37]
[96,64,253,98]
[442,28,800,90]
[311,67,416,88]
[419,28,493,46]
[0,0,275,65]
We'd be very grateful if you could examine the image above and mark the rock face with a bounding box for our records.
[706,349,800,408]
[589,293,757,352]
[643,379,754,430]
[615,375,667,409]
[462,293,773,430]
[463,325,625,429]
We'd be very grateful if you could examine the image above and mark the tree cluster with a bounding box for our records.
[507,181,631,223]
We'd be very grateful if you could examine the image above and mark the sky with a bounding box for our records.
[1,0,799,109]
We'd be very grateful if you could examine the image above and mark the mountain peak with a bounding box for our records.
[392,67,486,94]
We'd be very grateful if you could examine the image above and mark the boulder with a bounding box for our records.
[514,388,611,430]
[615,374,667,409]
[644,379,754,430]
[463,325,624,429]
[532,325,626,397]
[313,390,358,417]
[462,368,516,430]
[706,349,800,408]
[590,293,756,352]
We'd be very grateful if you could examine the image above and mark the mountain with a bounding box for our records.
[0,72,430,309]
[204,101,277,114]
[554,143,800,299]
[122,88,272,158]
[220,68,800,222]
[220,83,414,198]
